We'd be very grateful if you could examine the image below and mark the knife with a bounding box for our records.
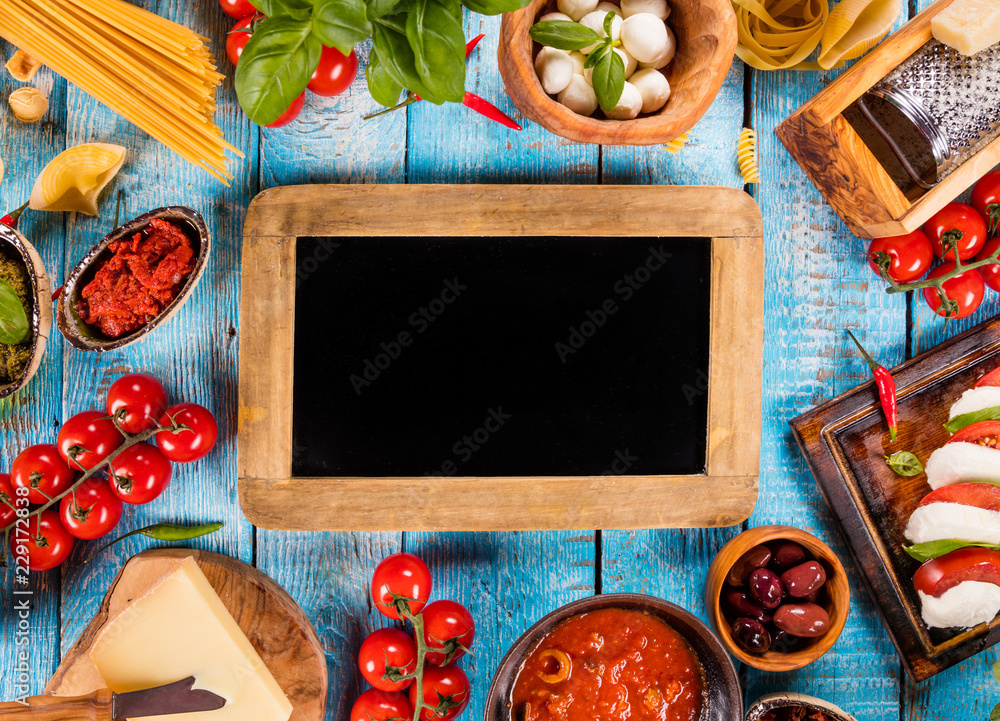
[0,676,226,720]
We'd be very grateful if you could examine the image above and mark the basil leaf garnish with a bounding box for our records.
[0,278,28,346]
[884,450,923,477]
[944,405,1000,434]
[903,539,1000,563]
[591,47,624,113]
[529,20,601,51]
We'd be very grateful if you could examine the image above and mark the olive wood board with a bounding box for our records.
[790,316,1000,681]
[43,548,327,720]
[238,184,764,531]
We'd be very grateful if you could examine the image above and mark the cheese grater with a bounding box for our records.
[856,39,1000,190]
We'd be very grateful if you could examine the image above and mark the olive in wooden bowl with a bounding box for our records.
[0,225,52,399]
[56,206,210,352]
[705,525,850,672]
[746,692,859,721]
[498,0,737,145]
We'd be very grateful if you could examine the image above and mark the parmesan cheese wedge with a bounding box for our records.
[931,0,1000,56]
[90,556,293,721]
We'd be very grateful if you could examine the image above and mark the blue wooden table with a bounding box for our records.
[0,0,994,718]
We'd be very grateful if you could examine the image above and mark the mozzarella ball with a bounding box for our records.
[596,1,621,12]
[579,10,623,53]
[638,25,676,68]
[603,81,643,119]
[628,68,670,112]
[539,11,573,21]
[535,47,575,95]
[557,0,599,21]
[558,75,599,115]
[621,0,670,19]
[621,13,670,62]
[584,46,637,83]
[569,50,587,75]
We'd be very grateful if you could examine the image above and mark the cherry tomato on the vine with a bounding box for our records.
[867,229,934,283]
[156,403,218,463]
[359,628,418,692]
[372,553,433,620]
[218,0,257,19]
[308,46,358,97]
[59,477,123,540]
[408,664,470,721]
[57,411,124,471]
[10,510,74,571]
[350,689,413,721]
[922,262,985,319]
[419,600,475,666]
[11,444,76,503]
[0,473,17,528]
[267,92,305,128]
[924,202,988,261]
[972,168,1000,235]
[109,443,173,504]
[107,373,169,435]
[226,14,262,67]
[976,236,1000,292]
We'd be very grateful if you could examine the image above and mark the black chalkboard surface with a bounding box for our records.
[292,235,711,478]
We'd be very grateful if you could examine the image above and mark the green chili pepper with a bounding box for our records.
[84,522,223,563]
[885,451,923,477]
[943,405,1000,434]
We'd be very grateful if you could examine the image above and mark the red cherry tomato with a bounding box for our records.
[913,546,1000,597]
[976,367,1000,388]
[924,203,988,261]
[57,411,124,472]
[9,510,74,571]
[156,403,218,463]
[372,553,433,620]
[350,689,414,721]
[922,262,985,319]
[226,14,262,66]
[947,420,1000,447]
[11,444,76,503]
[976,236,1000,292]
[359,628,418,692]
[266,92,305,128]
[308,46,358,97]
[59,477,123,540]
[408,664,470,721]
[867,230,934,283]
[218,0,257,19]
[106,373,169,435]
[419,600,476,666]
[0,473,17,528]
[109,443,174,504]
[972,168,1000,236]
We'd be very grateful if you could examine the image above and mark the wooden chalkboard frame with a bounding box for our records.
[238,185,763,531]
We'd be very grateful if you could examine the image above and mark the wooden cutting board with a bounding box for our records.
[44,548,327,721]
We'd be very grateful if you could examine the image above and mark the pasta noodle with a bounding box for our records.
[664,133,689,154]
[737,128,760,183]
[0,0,241,183]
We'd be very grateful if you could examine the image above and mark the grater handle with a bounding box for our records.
[856,93,936,191]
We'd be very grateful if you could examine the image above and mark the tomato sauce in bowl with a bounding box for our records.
[511,607,705,721]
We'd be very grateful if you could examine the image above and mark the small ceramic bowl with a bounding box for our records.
[0,225,52,399]
[484,593,742,721]
[705,525,850,672]
[56,206,210,352]
[498,0,738,145]
[746,692,859,721]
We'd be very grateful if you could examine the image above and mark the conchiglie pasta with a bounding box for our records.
[29,143,127,216]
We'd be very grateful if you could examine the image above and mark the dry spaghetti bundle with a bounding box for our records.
[0,0,242,182]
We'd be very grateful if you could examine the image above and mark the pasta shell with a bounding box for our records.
[818,0,901,69]
[29,143,126,216]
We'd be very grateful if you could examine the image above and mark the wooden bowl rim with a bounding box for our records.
[0,226,52,399]
[745,692,859,721]
[705,524,851,672]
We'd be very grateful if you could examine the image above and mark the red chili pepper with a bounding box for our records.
[465,33,485,56]
[1,201,29,229]
[847,329,898,441]
[461,91,522,130]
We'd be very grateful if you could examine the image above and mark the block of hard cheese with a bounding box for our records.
[90,556,293,721]
[931,0,1000,56]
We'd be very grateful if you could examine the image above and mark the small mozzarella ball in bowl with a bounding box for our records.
[584,47,637,83]
[637,25,675,68]
[534,47,576,94]
[628,68,670,113]
[558,75,599,115]
[603,81,643,119]
[569,50,587,75]
[596,1,621,12]
[539,10,573,21]
[620,12,670,63]
[621,0,669,19]
[579,10,623,52]
[557,0,599,21]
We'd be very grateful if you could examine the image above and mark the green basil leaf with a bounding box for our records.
[0,279,28,345]
[366,47,404,106]
[884,450,923,477]
[583,45,604,69]
[235,17,322,125]
[406,0,465,104]
[903,539,1000,563]
[944,405,1000,434]
[591,47,624,113]
[461,0,531,14]
[993,660,1000,686]
[313,0,371,54]
[602,8,615,36]
[529,20,600,50]
[371,17,434,102]
[251,0,314,20]
[367,0,401,19]
[991,702,1000,721]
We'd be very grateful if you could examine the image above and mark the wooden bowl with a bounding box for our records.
[56,206,210,352]
[484,593,742,721]
[705,525,850,672]
[746,692,859,721]
[498,0,737,145]
[0,225,51,399]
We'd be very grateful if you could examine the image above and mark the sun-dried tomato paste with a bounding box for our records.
[511,608,705,721]
[78,218,195,338]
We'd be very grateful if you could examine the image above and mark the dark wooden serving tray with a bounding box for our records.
[791,316,1000,681]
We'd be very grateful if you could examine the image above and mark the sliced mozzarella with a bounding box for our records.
[925,443,1000,489]
[949,386,1000,419]
[919,581,1000,629]
[905,502,1000,545]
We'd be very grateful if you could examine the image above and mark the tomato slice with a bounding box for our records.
[946,420,1000,448]
[977,367,1000,388]
[913,547,1000,597]
[917,482,1000,512]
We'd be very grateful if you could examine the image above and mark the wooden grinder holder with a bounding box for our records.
[776,0,1000,239]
